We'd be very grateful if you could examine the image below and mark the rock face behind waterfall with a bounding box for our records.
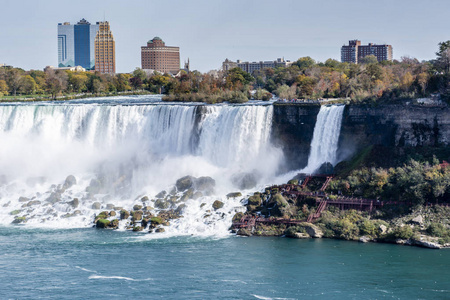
[272,103,450,172]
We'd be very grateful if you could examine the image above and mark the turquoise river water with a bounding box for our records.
[0,226,448,299]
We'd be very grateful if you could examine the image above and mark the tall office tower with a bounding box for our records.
[94,21,116,74]
[341,40,393,64]
[57,18,99,70]
[141,37,180,74]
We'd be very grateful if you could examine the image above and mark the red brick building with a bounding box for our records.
[341,40,393,64]
[141,37,180,74]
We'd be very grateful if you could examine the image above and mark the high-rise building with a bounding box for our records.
[341,40,393,64]
[141,37,180,74]
[94,21,116,74]
[57,19,99,70]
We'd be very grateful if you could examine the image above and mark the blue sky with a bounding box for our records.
[1,0,449,73]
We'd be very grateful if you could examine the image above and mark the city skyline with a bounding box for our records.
[2,0,450,73]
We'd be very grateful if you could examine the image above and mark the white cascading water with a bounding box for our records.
[0,96,283,237]
[302,104,345,173]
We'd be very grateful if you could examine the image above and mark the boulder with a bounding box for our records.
[236,228,252,236]
[9,210,21,215]
[106,203,115,210]
[212,200,224,210]
[317,162,334,175]
[133,226,143,232]
[359,236,371,243]
[109,219,119,229]
[69,198,79,209]
[155,199,169,209]
[195,177,216,194]
[155,191,167,199]
[141,196,149,202]
[63,175,77,189]
[110,211,116,217]
[180,189,194,202]
[96,219,110,228]
[92,202,101,210]
[410,215,424,225]
[18,197,29,203]
[86,178,102,194]
[155,228,165,233]
[132,210,144,221]
[379,224,388,235]
[175,175,195,192]
[175,204,187,214]
[247,194,262,206]
[46,192,61,204]
[120,209,130,220]
[12,216,26,224]
[226,192,242,198]
[26,200,41,207]
[300,222,323,238]
[133,204,143,211]
[414,239,442,249]
[143,206,154,212]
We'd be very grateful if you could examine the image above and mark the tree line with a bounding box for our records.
[2,41,450,103]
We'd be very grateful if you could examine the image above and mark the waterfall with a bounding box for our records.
[302,105,345,174]
[0,97,282,234]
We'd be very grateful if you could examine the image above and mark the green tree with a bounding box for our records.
[21,75,36,94]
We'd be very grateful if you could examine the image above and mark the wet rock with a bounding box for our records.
[73,210,81,215]
[132,210,144,222]
[212,200,224,210]
[163,221,170,226]
[413,239,441,249]
[69,198,79,209]
[317,162,334,175]
[155,191,167,199]
[175,204,187,214]
[176,175,195,192]
[133,204,143,211]
[200,203,206,208]
[155,199,169,209]
[232,212,244,223]
[155,228,165,233]
[226,192,242,198]
[110,211,116,217]
[46,192,62,204]
[232,172,258,190]
[180,189,194,202]
[63,175,77,189]
[195,177,216,194]
[106,203,115,210]
[26,200,41,207]
[18,197,29,203]
[92,202,101,210]
[12,216,26,224]
[109,219,119,229]
[141,196,149,202]
[133,226,143,232]
[96,219,110,228]
[247,193,262,207]
[143,206,154,212]
[3,201,11,207]
[86,179,101,194]
[120,209,130,220]
[150,217,163,227]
